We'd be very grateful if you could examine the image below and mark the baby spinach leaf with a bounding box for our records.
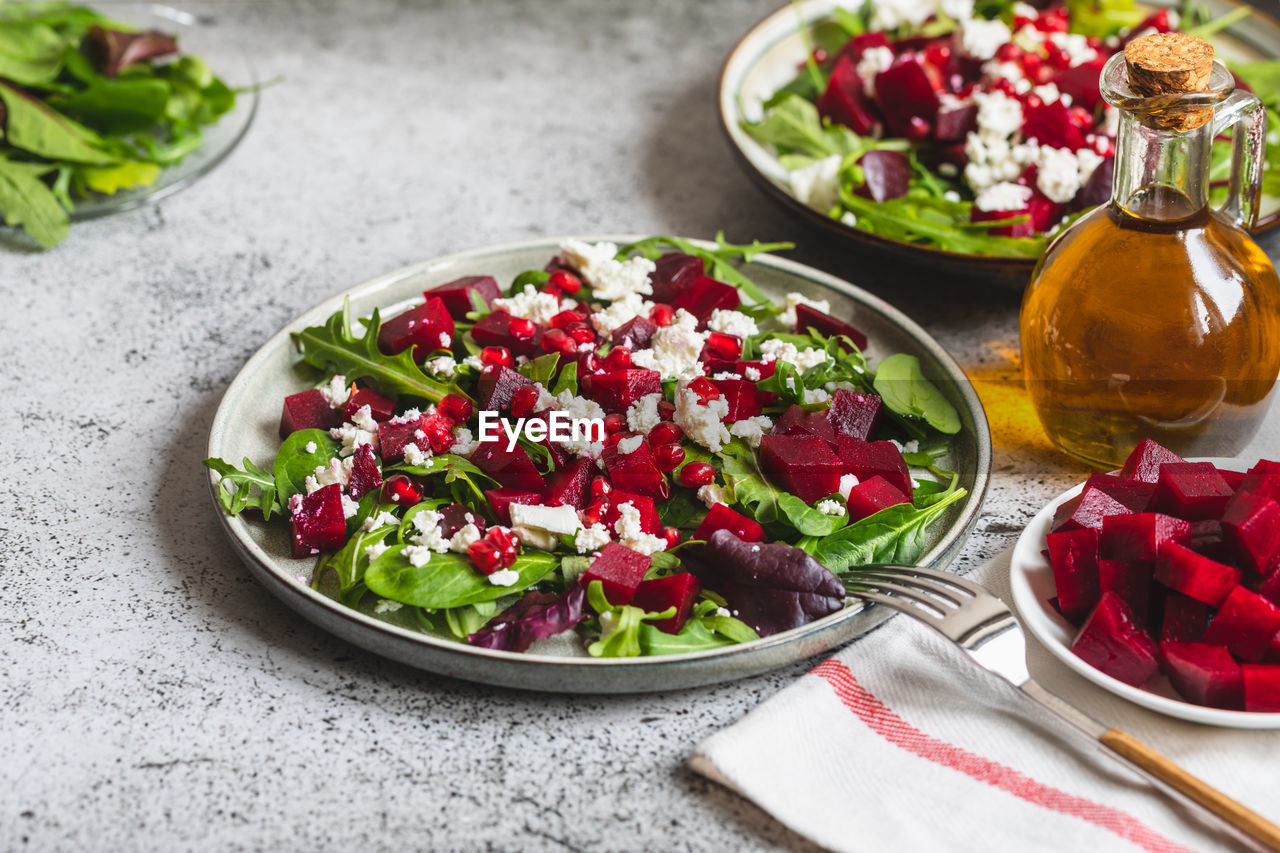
[586,580,676,658]
[810,487,967,571]
[314,522,397,607]
[637,599,759,655]
[273,428,340,504]
[518,352,559,386]
[872,353,962,434]
[0,156,67,247]
[365,546,557,609]
[777,493,844,537]
[0,80,116,164]
[53,76,171,135]
[551,361,578,396]
[719,441,782,525]
[204,456,281,519]
[0,20,68,85]
[443,601,498,640]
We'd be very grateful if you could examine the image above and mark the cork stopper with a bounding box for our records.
[1123,33,1215,130]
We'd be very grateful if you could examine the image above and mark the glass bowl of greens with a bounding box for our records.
[0,2,258,248]
[720,0,1280,286]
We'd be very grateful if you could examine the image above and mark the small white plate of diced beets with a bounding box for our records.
[1010,439,1280,727]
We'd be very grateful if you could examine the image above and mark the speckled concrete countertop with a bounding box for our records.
[4,1,1280,850]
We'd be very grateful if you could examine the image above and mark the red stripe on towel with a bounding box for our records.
[812,659,1193,853]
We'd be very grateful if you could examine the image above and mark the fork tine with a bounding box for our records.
[854,570,967,609]
[848,587,946,628]
[846,578,952,620]
[873,565,989,598]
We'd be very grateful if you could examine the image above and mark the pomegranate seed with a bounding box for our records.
[704,332,742,361]
[657,400,675,421]
[541,284,564,300]
[905,115,932,142]
[566,323,596,344]
[578,351,605,374]
[541,328,572,354]
[581,498,610,526]
[1023,93,1043,110]
[1020,53,1042,75]
[550,309,585,329]
[507,317,536,340]
[422,414,456,452]
[923,44,951,67]
[481,346,513,368]
[1085,36,1104,50]
[810,47,828,64]
[1011,14,1034,30]
[509,385,541,418]
[648,422,682,446]
[468,540,503,574]
[438,394,473,422]
[604,413,627,434]
[590,476,613,499]
[381,475,422,506]
[649,304,675,327]
[990,78,1016,97]
[661,526,682,549]
[1069,106,1094,129]
[688,377,721,405]
[1045,46,1070,70]
[993,42,1024,62]
[679,462,715,488]
[654,442,685,473]
[605,430,634,448]
[1031,63,1055,84]
[604,346,632,370]
[484,527,521,566]
[547,270,583,293]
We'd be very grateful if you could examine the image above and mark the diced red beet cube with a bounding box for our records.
[794,303,870,352]
[1099,513,1191,562]
[603,441,668,500]
[1154,542,1240,607]
[711,378,765,421]
[289,484,347,558]
[348,444,382,499]
[1221,491,1280,574]
[542,458,594,510]
[1050,481,1132,534]
[1203,587,1280,662]
[344,386,396,423]
[694,502,764,543]
[846,475,909,522]
[583,368,661,413]
[612,315,658,351]
[774,405,839,447]
[671,276,739,324]
[835,31,890,64]
[1056,58,1108,110]
[470,310,544,358]
[1153,462,1234,521]
[1085,473,1157,513]
[476,364,535,412]
[485,489,542,525]
[874,56,940,138]
[1119,438,1184,484]
[1160,642,1244,709]
[436,503,485,539]
[826,390,883,441]
[377,296,454,357]
[605,492,661,535]
[1070,591,1160,687]
[423,275,500,319]
[1241,664,1280,711]
[1098,559,1152,624]
[817,55,881,136]
[471,441,546,492]
[649,252,704,304]
[1162,593,1210,642]
[1046,527,1101,622]
[1188,519,1233,564]
[760,434,844,503]
[279,389,343,438]
[934,101,977,142]
[630,573,702,634]
[1219,468,1248,492]
[377,415,428,462]
[737,359,776,380]
[1239,460,1280,501]
[1257,570,1280,608]
[854,150,910,203]
[582,542,652,606]
[834,436,913,499]
[1022,100,1085,150]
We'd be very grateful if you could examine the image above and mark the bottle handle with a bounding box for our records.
[1211,87,1267,229]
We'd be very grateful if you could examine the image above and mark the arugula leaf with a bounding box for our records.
[872,353,962,434]
[204,456,281,519]
[291,299,461,403]
[637,599,760,655]
[719,440,783,525]
[272,428,340,505]
[585,580,676,658]
[810,487,967,571]
[0,156,67,247]
[0,80,116,164]
[364,545,557,609]
[314,520,397,606]
[617,232,792,308]
[740,94,854,161]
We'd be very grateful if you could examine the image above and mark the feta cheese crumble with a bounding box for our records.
[510,503,583,550]
[957,17,1011,60]
[839,473,861,500]
[330,404,379,457]
[612,501,667,555]
[447,523,482,553]
[974,181,1032,212]
[304,441,317,454]
[630,309,707,380]
[706,309,758,339]
[674,382,731,452]
[559,239,656,301]
[373,599,403,614]
[493,284,568,325]
[696,484,724,509]
[575,522,612,554]
[488,568,520,587]
[729,415,773,448]
[362,510,399,532]
[319,375,351,407]
[304,456,355,494]
[450,427,478,457]
[758,338,828,371]
[856,46,895,97]
[817,499,846,516]
[407,509,449,554]
[402,442,430,467]
[616,434,644,455]
[625,392,663,436]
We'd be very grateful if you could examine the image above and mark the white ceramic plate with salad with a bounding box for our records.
[206,235,991,693]
[720,0,1280,283]
[1010,457,1280,728]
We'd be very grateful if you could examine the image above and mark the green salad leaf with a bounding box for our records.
[272,428,341,504]
[810,487,967,571]
[364,545,557,609]
[204,456,281,519]
[872,353,962,434]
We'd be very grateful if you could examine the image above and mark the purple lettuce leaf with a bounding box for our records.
[467,582,585,652]
[683,530,844,637]
[86,26,179,77]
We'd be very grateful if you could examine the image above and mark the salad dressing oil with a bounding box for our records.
[1019,33,1280,468]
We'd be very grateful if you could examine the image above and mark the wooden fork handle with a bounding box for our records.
[1100,728,1280,851]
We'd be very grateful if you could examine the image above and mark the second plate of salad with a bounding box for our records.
[206,235,991,693]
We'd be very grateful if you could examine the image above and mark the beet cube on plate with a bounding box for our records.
[279,389,343,438]
[603,441,667,500]
[694,503,764,544]
[1070,591,1160,687]
[1046,527,1101,623]
[485,489,542,525]
[612,315,658,351]
[377,415,428,462]
[826,390,883,441]
[542,458,594,510]
[649,252,704,304]
[1119,438,1184,484]
[581,542,652,606]
[1221,491,1280,574]
[834,436,913,499]
[1239,460,1280,501]
[583,368,661,413]
[774,405,839,447]
[476,364,535,412]
[817,55,881,137]
[1050,479,1132,533]
[1153,462,1234,520]
[846,476,909,522]
[670,276,739,324]
[1154,543,1241,607]
[348,444,383,499]
[470,310,544,358]
[289,484,347,558]
[1241,665,1280,712]
[711,379,765,422]
[377,296,454,356]
[344,386,396,423]
[1099,513,1191,562]
[873,56,940,138]
[854,150,911,203]
[604,492,661,535]
[630,574,701,634]
[1098,559,1153,624]
[760,434,844,503]
[1203,587,1280,662]
[793,303,869,352]
[1161,593,1210,643]
[1159,642,1244,709]
[423,275,500,319]
[471,441,546,492]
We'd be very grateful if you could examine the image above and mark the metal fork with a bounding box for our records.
[847,565,1280,852]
